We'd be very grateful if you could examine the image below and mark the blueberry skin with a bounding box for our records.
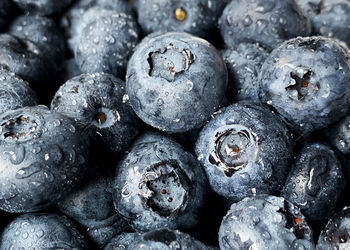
[51,72,139,154]
[259,36,350,136]
[0,34,57,85]
[12,0,73,16]
[317,206,350,250]
[8,15,66,65]
[327,116,350,155]
[219,195,315,250]
[195,101,294,201]
[221,43,269,102]
[105,229,210,250]
[134,0,228,38]
[58,166,130,247]
[75,8,140,78]
[61,0,133,53]
[126,32,228,133]
[220,0,311,51]
[295,0,322,16]
[112,132,207,232]
[0,213,88,249]
[0,69,38,115]
[0,105,89,213]
[0,0,11,31]
[281,143,346,224]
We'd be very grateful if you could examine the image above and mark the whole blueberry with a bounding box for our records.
[220,0,311,50]
[126,32,227,133]
[58,166,129,247]
[196,101,294,201]
[112,132,207,232]
[75,8,140,78]
[259,36,350,136]
[0,0,11,31]
[0,69,38,115]
[317,206,350,250]
[8,15,66,65]
[61,0,133,53]
[327,116,350,155]
[0,34,57,85]
[12,0,73,16]
[221,42,268,102]
[105,229,210,250]
[134,0,228,38]
[0,213,88,249]
[0,105,89,213]
[219,195,315,250]
[281,143,346,224]
[51,72,139,154]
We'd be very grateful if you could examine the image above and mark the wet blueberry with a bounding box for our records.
[0,105,89,213]
[51,72,139,154]
[0,213,88,249]
[12,0,73,16]
[281,143,346,224]
[126,32,227,133]
[112,132,207,232]
[259,36,350,136]
[327,115,350,156]
[219,195,315,250]
[196,101,294,201]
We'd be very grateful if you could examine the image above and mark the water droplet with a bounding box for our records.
[16,163,42,179]
[3,145,25,165]
[53,120,61,127]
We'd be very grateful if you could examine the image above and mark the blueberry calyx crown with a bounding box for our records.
[138,160,189,217]
[1,115,40,141]
[285,70,319,100]
[147,44,194,82]
[209,126,259,177]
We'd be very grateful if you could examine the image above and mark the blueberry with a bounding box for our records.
[0,0,11,31]
[61,0,133,53]
[295,0,322,16]
[134,0,228,38]
[259,36,350,136]
[12,0,73,16]
[8,15,66,65]
[317,206,350,250]
[75,7,140,78]
[51,72,139,154]
[219,195,315,250]
[195,101,294,201]
[0,69,38,115]
[126,32,227,133]
[220,0,311,50]
[0,34,57,85]
[327,116,350,155]
[221,42,268,102]
[105,229,210,250]
[281,143,346,224]
[0,105,89,213]
[0,213,88,249]
[58,165,130,247]
[112,132,207,232]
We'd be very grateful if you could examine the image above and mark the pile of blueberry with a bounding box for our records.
[1,0,350,249]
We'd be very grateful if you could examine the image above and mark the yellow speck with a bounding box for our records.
[174,8,186,22]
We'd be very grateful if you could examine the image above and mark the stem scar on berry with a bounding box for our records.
[95,112,107,124]
[174,8,186,22]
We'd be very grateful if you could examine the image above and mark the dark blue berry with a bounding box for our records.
[112,132,207,232]
[0,106,89,213]
[281,143,346,224]
[219,195,315,250]
[0,0,11,31]
[51,72,139,154]
[259,36,350,136]
[12,0,74,16]
[196,101,293,201]
[220,0,311,50]
[126,32,227,133]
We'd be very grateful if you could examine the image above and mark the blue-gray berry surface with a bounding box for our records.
[0,105,89,213]
[0,213,88,249]
[219,195,315,250]
[12,0,73,16]
[220,0,311,50]
[126,32,227,133]
[281,143,346,224]
[0,69,38,115]
[327,115,350,156]
[112,132,207,232]
[259,36,350,136]
[51,72,139,154]
[196,101,294,201]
